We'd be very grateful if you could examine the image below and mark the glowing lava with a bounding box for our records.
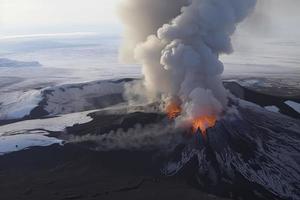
[165,101,217,134]
[192,115,217,134]
[166,102,182,119]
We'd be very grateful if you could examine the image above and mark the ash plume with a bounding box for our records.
[119,0,257,123]
[118,0,189,62]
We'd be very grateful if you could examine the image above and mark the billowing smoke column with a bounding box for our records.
[119,0,257,127]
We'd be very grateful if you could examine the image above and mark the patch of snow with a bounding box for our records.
[0,132,62,155]
[0,110,94,135]
[285,101,300,113]
[239,79,265,88]
[265,106,280,113]
[0,90,42,120]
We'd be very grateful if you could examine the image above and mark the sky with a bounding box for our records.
[240,0,300,37]
[0,0,299,37]
[0,0,122,36]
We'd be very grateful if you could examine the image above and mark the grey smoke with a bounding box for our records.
[118,0,189,62]
[69,123,184,151]
[120,0,257,125]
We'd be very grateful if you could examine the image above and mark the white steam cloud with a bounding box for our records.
[119,0,257,122]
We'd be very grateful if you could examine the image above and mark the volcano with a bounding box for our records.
[44,93,298,200]
[0,79,299,200]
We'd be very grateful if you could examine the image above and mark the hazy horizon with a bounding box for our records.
[0,0,300,38]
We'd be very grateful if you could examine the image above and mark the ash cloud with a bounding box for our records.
[118,0,189,62]
[119,0,257,123]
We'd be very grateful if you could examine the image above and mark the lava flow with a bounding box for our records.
[166,102,182,119]
[192,115,217,134]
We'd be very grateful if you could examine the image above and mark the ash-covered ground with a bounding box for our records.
[0,78,299,200]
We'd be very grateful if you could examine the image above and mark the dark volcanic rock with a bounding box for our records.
[66,111,166,136]
[0,144,229,200]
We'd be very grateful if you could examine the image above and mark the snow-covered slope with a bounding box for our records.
[41,79,130,116]
[0,90,42,120]
[0,110,93,135]
[0,132,62,155]
[0,79,132,121]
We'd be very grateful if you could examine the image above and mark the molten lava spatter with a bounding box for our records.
[192,116,217,134]
[165,101,217,134]
[166,102,182,119]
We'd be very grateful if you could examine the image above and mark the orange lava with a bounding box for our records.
[166,102,182,119]
[192,115,217,134]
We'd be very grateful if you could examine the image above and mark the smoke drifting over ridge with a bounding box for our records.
[119,0,257,124]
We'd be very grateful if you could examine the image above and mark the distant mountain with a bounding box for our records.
[0,58,41,68]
